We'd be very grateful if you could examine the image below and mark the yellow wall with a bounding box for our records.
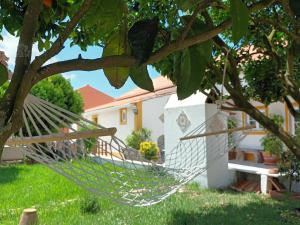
[134,102,142,131]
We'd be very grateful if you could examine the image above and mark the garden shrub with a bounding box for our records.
[227,117,237,148]
[261,135,283,156]
[125,128,152,149]
[79,125,97,153]
[260,114,284,156]
[139,141,159,161]
[278,126,300,192]
[80,195,101,214]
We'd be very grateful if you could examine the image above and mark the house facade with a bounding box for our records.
[78,77,300,192]
[234,100,297,151]
[80,76,176,142]
[78,77,299,153]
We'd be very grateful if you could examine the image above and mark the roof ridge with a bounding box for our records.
[116,85,175,101]
[117,75,174,99]
[77,85,114,98]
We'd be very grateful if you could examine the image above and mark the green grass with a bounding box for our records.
[0,164,299,225]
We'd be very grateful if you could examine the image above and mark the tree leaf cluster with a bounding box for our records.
[244,58,286,105]
[0,0,250,98]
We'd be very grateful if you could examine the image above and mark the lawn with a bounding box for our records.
[0,164,299,225]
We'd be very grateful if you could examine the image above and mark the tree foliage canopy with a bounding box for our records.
[30,74,83,115]
[0,0,251,92]
[0,74,83,115]
[2,0,300,159]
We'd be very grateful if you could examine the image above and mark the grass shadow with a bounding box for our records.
[167,199,300,225]
[0,165,23,184]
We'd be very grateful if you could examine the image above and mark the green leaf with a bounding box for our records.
[81,0,127,40]
[177,0,200,11]
[177,48,192,99]
[230,0,249,44]
[130,66,154,92]
[176,40,212,100]
[102,27,130,89]
[0,64,8,86]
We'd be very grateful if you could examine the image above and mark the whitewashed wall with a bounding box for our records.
[142,95,170,143]
[235,101,287,150]
[83,105,135,141]
[164,93,234,188]
[83,95,172,144]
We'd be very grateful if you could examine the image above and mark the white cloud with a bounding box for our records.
[62,73,77,81]
[0,32,58,70]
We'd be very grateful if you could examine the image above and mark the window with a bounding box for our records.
[246,115,264,130]
[285,102,299,134]
[120,108,127,125]
[243,106,268,133]
[292,107,300,135]
[92,115,98,124]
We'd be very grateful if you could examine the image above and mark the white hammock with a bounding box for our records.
[5,95,252,206]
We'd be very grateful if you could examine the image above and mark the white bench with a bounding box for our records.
[228,160,281,194]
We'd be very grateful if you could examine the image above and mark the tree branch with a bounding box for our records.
[279,0,297,20]
[31,0,93,71]
[37,20,231,81]
[254,18,300,41]
[180,0,213,41]
[12,0,43,80]
[249,0,276,12]
[36,0,275,81]
[0,0,43,155]
[284,96,299,118]
[221,106,243,111]
[0,0,43,116]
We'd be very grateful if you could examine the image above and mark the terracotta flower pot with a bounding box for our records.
[244,152,255,162]
[228,151,237,160]
[43,0,53,7]
[262,152,278,165]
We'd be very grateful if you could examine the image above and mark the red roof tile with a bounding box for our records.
[86,76,176,112]
[77,85,114,110]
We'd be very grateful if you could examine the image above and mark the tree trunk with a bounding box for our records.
[0,111,24,160]
[19,208,38,225]
[228,87,300,160]
[0,73,33,159]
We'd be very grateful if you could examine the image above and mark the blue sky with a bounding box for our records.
[0,31,160,98]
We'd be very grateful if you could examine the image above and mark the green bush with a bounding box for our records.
[125,128,152,149]
[277,126,300,192]
[261,135,283,156]
[80,195,101,214]
[227,117,237,148]
[278,150,300,192]
[260,114,284,156]
[79,125,97,153]
[139,141,159,161]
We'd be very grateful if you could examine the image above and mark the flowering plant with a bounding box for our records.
[139,141,159,161]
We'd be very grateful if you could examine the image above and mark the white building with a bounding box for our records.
[80,77,298,152]
[78,76,300,192]
[80,76,176,142]
[234,100,296,150]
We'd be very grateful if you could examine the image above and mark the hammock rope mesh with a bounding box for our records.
[6,95,248,206]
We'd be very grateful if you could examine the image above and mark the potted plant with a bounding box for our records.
[260,114,284,165]
[228,117,237,160]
